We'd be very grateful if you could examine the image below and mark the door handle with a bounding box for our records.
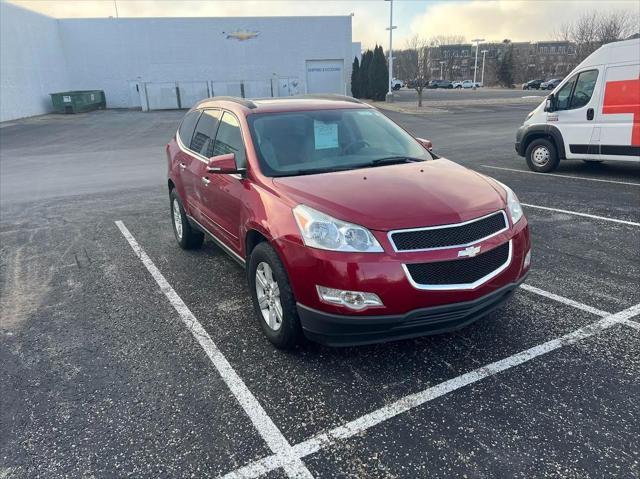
[201,177,210,186]
[179,162,186,169]
[587,108,594,121]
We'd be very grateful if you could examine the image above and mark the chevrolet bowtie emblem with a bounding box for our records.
[458,245,481,258]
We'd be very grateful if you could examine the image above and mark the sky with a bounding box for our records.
[7,0,640,48]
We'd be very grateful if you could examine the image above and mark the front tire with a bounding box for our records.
[248,242,303,349]
[525,138,559,172]
[170,189,204,249]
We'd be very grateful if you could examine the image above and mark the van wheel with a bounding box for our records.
[170,189,204,249]
[248,242,303,349]
[525,138,559,172]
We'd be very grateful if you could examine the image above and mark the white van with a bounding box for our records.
[516,38,639,172]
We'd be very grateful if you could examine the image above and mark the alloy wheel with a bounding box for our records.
[255,262,283,331]
[172,198,183,240]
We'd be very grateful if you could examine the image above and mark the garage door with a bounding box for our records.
[306,60,344,94]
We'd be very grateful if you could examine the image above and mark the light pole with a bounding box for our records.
[472,38,484,85]
[385,0,397,101]
[480,49,488,86]
[440,61,445,80]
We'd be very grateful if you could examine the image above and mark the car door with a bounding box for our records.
[597,62,640,162]
[198,111,247,253]
[548,69,601,160]
[185,109,222,222]
[173,110,201,209]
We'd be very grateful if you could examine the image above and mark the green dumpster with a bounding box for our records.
[50,90,106,114]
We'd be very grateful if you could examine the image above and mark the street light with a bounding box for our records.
[440,61,445,80]
[480,49,488,86]
[472,38,484,85]
[385,0,397,101]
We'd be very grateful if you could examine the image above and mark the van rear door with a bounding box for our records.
[597,63,640,162]
[548,68,601,161]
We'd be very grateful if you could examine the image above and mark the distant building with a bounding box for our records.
[401,40,578,86]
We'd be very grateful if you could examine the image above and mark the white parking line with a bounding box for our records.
[520,284,609,317]
[621,319,640,331]
[115,221,313,479]
[521,203,640,227]
[481,165,640,187]
[224,297,640,478]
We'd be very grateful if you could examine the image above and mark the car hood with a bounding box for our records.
[272,159,506,231]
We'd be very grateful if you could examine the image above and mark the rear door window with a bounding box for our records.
[177,110,200,147]
[213,112,247,168]
[190,109,222,158]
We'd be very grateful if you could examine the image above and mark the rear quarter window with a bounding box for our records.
[178,111,200,147]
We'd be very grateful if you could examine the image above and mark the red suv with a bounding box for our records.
[167,96,531,348]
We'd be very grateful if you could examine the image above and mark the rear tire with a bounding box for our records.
[248,242,303,349]
[525,138,559,173]
[170,189,204,250]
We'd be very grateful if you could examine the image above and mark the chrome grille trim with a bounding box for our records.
[388,210,509,253]
[402,240,513,291]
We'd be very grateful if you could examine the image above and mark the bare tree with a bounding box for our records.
[429,35,467,47]
[597,10,636,44]
[556,10,639,62]
[404,35,431,107]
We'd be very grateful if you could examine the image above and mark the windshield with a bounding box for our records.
[248,108,432,177]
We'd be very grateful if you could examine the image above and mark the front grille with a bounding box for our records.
[390,211,507,251]
[406,242,510,287]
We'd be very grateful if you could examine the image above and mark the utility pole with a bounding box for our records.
[440,61,445,80]
[472,38,484,85]
[480,50,488,86]
[385,0,397,102]
[113,0,119,18]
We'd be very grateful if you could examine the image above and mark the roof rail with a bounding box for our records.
[211,96,258,109]
[293,94,363,104]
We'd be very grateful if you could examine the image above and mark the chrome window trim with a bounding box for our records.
[175,108,246,179]
[388,210,509,253]
[402,240,512,291]
[187,215,246,266]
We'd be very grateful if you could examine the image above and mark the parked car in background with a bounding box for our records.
[167,95,531,348]
[428,80,454,89]
[454,80,480,89]
[522,79,544,90]
[516,38,639,172]
[540,78,562,90]
[391,78,404,90]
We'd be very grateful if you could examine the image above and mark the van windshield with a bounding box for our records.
[248,108,431,177]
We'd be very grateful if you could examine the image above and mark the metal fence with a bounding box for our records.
[140,78,301,111]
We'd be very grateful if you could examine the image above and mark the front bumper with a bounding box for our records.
[515,125,526,156]
[298,275,527,346]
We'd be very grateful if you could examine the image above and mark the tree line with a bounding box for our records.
[350,45,389,101]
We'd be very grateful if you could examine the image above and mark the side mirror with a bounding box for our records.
[415,137,433,151]
[207,153,242,174]
[544,94,555,112]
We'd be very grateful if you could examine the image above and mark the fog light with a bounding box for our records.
[524,249,531,269]
[316,286,383,310]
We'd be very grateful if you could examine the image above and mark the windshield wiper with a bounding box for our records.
[275,165,358,177]
[366,156,424,167]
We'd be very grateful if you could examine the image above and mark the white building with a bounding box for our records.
[0,2,357,121]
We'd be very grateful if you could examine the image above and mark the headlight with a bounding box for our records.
[292,204,383,252]
[495,180,523,225]
[525,110,534,121]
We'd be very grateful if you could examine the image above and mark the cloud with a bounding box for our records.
[406,0,639,45]
[8,0,392,48]
[8,0,639,49]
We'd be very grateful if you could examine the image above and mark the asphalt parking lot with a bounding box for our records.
[1,102,639,478]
